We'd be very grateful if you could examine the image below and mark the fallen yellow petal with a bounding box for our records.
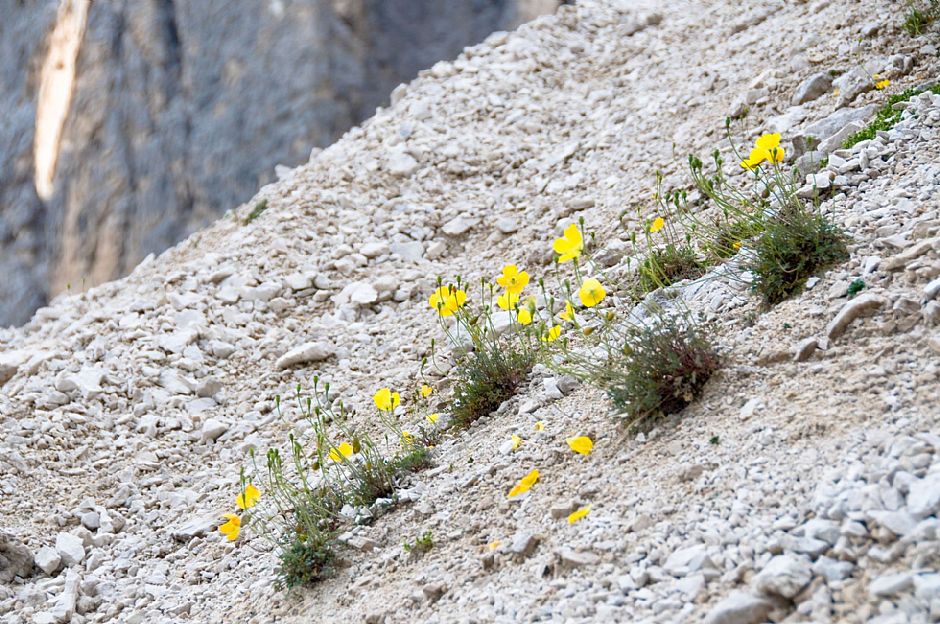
[568,506,591,524]
[566,436,594,456]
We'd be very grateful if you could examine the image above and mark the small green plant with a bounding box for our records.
[276,527,337,590]
[243,198,268,224]
[843,87,922,148]
[748,208,848,306]
[403,530,434,557]
[449,347,533,429]
[637,244,708,293]
[709,435,720,445]
[847,278,866,298]
[602,316,719,429]
[904,0,939,36]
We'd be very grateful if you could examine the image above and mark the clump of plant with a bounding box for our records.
[904,0,939,36]
[427,274,536,429]
[602,315,719,428]
[843,87,922,148]
[847,278,866,298]
[403,530,434,558]
[242,198,268,224]
[220,380,442,589]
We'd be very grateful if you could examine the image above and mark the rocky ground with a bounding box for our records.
[1,1,939,623]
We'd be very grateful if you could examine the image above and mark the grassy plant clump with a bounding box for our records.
[747,208,848,306]
[243,198,268,224]
[638,244,707,292]
[450,347,533,429]
[843,87,922,149]
[603,318,718,429]
[276,525,337,590]
[403,530,434,557]
[904,0,939,36]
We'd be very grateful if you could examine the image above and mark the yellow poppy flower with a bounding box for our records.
[740,151,763,171]
[517,307,533,325]
[218,513,241,541]
[497,291,520,311]
[578,278,606,308]
[373,387,401,412]
[511,434,523,450]
[566,436,593,456]
[496,264,530,294]
[567,506,591,524]
[559,301,576,322]
[649,216,665,233]
[420,384,433,398]
[507,468,540,498]
[534,420,545,431]
[328,441,355,462]
[428,285,467,317]
[401,430,414,445]
[235,483,261,510]
[426,413,439,424]
[732,241,742,251]
[754,133,780,151]
[553,224,583,263]
[541,325,562,342]
[875,79,890,90]
[765,145,784,163]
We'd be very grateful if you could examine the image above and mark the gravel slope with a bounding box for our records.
[2,1,939,623]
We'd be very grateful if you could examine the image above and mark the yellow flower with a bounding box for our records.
[517,307,533,325]
[567,506,591,524]
[497,291,520,311]
[875,78,890,90]
[328,441,355,462]
[218,513,241,541]
[507,468,540,498]
[732,241,742,251]
[566,436,594,456]
[559,301,576,322]
[236,483,261,510]
[373,387,401,412]
[578,278,606,308]
[534,420,545,432]
[401,431,415,446]
[488,540,501,551]
[496,264,530,294]
[511,434,523,450]
[755,133,780,151]
[428,285,467,317]
[420,384,433,398]
[553,224,583,263]
[649,216,665,234]
[740,148,764,171]
[766,145,785,163]
[541,324,562,342]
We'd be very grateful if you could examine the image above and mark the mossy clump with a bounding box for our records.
[450,347,533,429]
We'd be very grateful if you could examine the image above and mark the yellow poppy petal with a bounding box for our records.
[568,506,591,524]
[566,436,593,456]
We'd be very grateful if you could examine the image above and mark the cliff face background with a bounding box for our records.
[0,0,557,327]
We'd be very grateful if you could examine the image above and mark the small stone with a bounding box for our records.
[908,473,940,518]
[870,572,914,598]
[794,337,819,362]
[201,418,228,442]
[172,515,219,541]
[495,217,519,234]
[387,150,419,177]
[825,293,885,340]
[422,582,446,603]
[34,546,62,575]
[510,532,539,557]
[55,533,85,567]
[360,241,390,258]
[812,556,853,582]
[275,342,334,369]
[49,569,80,622]
[0,533,34,582]
[80,511,100,531]
[550,502,578,519]
[753,554,812,599]
[915,574,940,601]
[792,72,832,105]
[664,544,712,577]
[557,548,600,568]
[704,592,773,624]
[390,241,425,262]
[442,215,477,236]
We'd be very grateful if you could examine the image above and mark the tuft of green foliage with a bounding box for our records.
[904,0,939,36]
[747,209,848,306]
[604,318,719,430]
[276,530,337,590]
[243,199,269,224]
[843,87,923,149]
[450,347,533,429]
[403,530,434,557]
[847,278,866,298]
[637,244,708,293]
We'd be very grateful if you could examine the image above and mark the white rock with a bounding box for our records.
[360,241,390,258]
[704,592,773,624]
[870,572,914,598]
[442,216,477,236]
[825,293,885,340]
[55,533,85,567]
[275,342,334,369]
[201,418,228,442]
[664,544,713,577]
[387,150,419,177]
[753,554,812,599]
[390,241,424,262]
[34,546,62,575]
[908,473,940,518]
[49,569,80,622]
